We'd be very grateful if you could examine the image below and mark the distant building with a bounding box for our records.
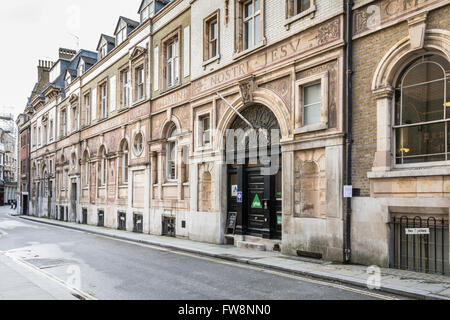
[0,113,17,205]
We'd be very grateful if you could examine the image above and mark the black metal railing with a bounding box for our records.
[390,216,449,275]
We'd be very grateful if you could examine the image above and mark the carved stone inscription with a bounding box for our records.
[353,0,443,37]
[192,17,341,97]
[153,86,191,113]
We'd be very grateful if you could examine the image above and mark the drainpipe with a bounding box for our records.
[344,0,354,264]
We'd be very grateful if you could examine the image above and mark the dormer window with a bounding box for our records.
[116,26,127,45]
[100,44,107,59]
[78,60,85,77]
[140,1,154,22]
[65,72,71,87]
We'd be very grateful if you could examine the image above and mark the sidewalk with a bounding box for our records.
[0,252,77,300]
[20,215,450,300]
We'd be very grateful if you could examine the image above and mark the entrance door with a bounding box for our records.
[48,181,52,218]
[227,158,282,240]
[22,195,28,215]
[70,183,77,222]
[246,167,268,237]
[225,104,283,240]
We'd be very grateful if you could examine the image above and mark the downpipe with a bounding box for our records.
[344,0,354,264]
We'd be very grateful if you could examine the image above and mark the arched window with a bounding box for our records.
[83,151,89,188]
[98,146,107,187]
[395,55,450,164]
[133,132,143,156]
[42,168,48,197]
[120,140,129,185]
[167,125,177,180]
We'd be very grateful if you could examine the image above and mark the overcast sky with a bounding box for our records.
[0,0,143,119]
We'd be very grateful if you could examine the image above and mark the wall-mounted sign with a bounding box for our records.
[344,185,353,198]
[277,215,282,225]
[237,192,243,203]
[406,228,430,235]
[231,185,238,197]
[251,194,263,209]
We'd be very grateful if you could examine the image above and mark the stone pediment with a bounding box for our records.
[69,93,79,104]
[130,46,147,60]
[43,85,61,101]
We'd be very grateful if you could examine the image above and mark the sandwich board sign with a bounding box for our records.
[251,194,263,209]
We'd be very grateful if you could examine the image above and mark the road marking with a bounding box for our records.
[16,217,399,300]
[4,252,97,301]
[99,236,398,300]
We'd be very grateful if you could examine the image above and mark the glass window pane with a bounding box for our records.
[254,15,260,44]
[395,89,401,125]
[403,62,444,86]
[448,123,450,161]
[210,21,217,40]
[255,0,260,12]
[395,123,446,164]
[304,104,321,125]
[244,21,253,49]
[402,80,445,124]
[447,79,450,119]
[304,83,321,105]
[245,2,253,18]
[301,0,310,12]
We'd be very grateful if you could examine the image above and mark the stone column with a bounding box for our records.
[177,148,184,200]
[157,151,163,200]
[372,87,394,172]
[144,164,151,234]
[190,162,198,213]
[150,151,156,200]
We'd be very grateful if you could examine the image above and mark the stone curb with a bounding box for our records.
[19,215,449,301]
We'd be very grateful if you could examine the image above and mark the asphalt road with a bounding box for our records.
[0,207,405,300]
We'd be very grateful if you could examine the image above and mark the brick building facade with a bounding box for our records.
[350,0,450,273]
[18,0,450,272]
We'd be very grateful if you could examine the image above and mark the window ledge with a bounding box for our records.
[160,82,182,95]
[197,145,212,152]
[202,55,221,68]
[368,166,450,179]
[284,5,316,30]
[232,40,266,60]
[294,122,328,135]
[162,182,178,187]
[132,97,146,106]
[118,184,128,188]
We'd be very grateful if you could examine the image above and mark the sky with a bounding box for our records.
[0,0,143,119]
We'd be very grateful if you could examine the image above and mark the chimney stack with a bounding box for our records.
[37,60,52,84]
[59,48,77,60]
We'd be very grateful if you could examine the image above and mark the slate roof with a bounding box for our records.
[114,16,139,35]
[137,0,169,13]
[96,34,116,51]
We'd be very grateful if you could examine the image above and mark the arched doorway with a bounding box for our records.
[226,104,282,240]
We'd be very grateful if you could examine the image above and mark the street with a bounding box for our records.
[0,207,405,300]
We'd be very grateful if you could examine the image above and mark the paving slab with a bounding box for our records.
[0,253,77,300]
